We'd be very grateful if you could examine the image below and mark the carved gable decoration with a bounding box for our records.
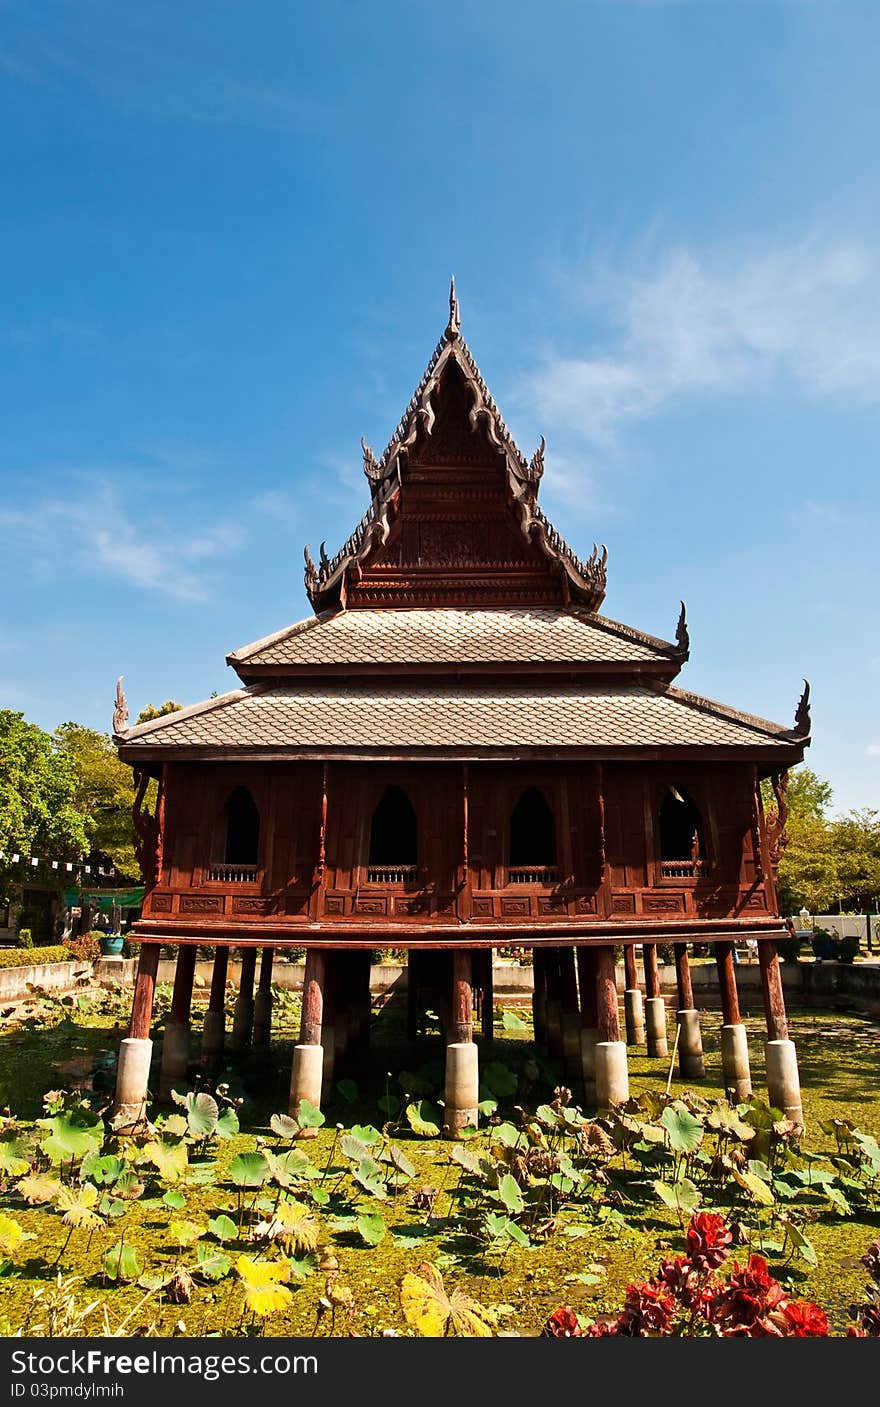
[306,290,608,613]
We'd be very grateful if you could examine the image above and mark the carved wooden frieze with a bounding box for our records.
[149,893,174,914]
[180,895,223,915]
[232,897,277,915]
[612,894,637,914]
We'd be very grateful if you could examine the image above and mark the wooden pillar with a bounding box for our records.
[406,951,419,1040]
[714,940,752,1103]
[758,939,788,1041]
[159,944,196,1099]
[322,954,337,1086]
[128,941,161,1040]
[201,946,229,1069]
[531,947,548,1046]
[290,947,326,1121]
[481,949,494,1042]
[674,944,695,1011]
[114,941,161,1121]
[559,946,581,1079]
[624,944,639,991]
[595,945,620,1044]
[252,947,274,1048]
[576,946,598,1028]
[714,942,741,1026]
[642,943,661,999]
[642,941,668,1057]
[758,937,802,1126]
[674,943,705,1079]
[451,949,473,1043]
[545,946,563,1054]
[230,947,257,1050]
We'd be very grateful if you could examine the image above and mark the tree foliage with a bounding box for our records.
[136,701,183,723]
[0,711,89,888]
[763,766,880,912]
[54,724,139,879]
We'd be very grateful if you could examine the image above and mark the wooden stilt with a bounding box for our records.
[159,945,197,1098]
[643,943,661,999]
[201,946,229,1069]
[299,948,325,1046]
[576,947,598,1028]
[624,944,639,991]
[532,948,548,1046]
[481,949,494,1042]
[674,944,695,1011]
[253,947,274,1048]
[129,942,161,1039]
[559,946,581,1078]
[758,940,788,1041]
[230,947,257,1049]
[451,949,473,1043]
[595,945,620,1043]
[406,951,419,1040]
[714,942,741,1026]
[322,954,337,1086]
[545,946,563,1054]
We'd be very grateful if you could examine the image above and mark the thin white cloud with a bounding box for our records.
[0,480,242,602]
[866,744,880,757]
[519,238,880,447]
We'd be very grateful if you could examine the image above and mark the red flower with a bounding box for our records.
[781,1301,828,1337]
[540,1307,583,1338]
[617,1281,676,1336]
[712,1256,786,1334]
[685,1212,733,1271]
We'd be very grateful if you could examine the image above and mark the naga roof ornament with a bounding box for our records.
[675,601,690,658]
[113,676,129,735]
[794,679,811,736]
[361,437,382,484]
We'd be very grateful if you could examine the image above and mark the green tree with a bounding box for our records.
[0,711,90,890]
[137,701,183,723]
[54,724,139,879]
[763,767,880,913]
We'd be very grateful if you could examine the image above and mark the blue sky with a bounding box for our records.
[1,1,878,816]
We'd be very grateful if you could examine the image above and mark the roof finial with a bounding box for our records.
[446,275,461,340]
[675,601,690,657]
[113,676,129,735]
[794,679,811,735]
[303,544,318,595]
[361,436,382,484]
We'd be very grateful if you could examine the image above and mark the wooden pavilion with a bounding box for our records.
[112,281,811,1133]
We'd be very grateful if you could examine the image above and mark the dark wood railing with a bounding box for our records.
[660,859,706,880]
[206,863,259,884]
[366,864,420,885]
[507,865,560,885]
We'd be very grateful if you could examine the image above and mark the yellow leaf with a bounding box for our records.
[0,1213,25,1253]
[58,1183,103,1230]
[400,1262,493,1338]
[235,1256,293,1318]
[15,1175,63,1205]
[271,1199,320,1255]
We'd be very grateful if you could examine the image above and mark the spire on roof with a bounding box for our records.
[112,676,128,735]
[446,275,461,341]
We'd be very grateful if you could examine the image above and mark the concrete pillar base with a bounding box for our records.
[595,1040,629,1108]
[444,1041,479,1138]
[252,990,273,1048]
[624,988,646,1045]
[720,1023,752,1102]
[765,1039,804,1130]
[289,1043,323,1134]
[580,1026,599,1104]
[229,995,254,1051]
[676,1008,705,1080]
[645,996,669,1058]
[113,1038,153,1126]
[158,1021,190,1101]
[201,1009,225,1066]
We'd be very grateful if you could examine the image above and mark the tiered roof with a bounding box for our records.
[115,283,810,771]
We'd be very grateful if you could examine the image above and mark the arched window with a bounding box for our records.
[224,787,260,866]
[509,788,557,880]
[368,786,418,875]
[659,787,705,876]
